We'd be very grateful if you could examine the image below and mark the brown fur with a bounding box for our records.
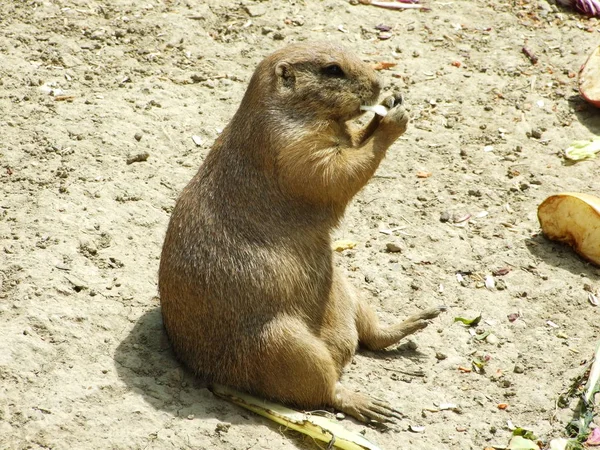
[158,42,443,423]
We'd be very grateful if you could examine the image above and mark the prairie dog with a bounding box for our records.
[158,42,443,423]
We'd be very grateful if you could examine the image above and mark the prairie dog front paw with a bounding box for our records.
[381,104,408,135]
[378,92,408,133]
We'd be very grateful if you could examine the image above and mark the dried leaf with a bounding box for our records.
[493,267,511,276]
[332,240,356,252]
[212,384,383,449]
[374,24,392,32]
[372,61,397,70]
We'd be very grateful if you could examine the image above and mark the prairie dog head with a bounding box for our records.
[245,42,382,123]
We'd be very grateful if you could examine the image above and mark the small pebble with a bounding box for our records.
[513,364,525,374]
[386,243,402,253]
[215,422,230,433]
[336,412,345,420]
[245,4,266,17]
[290,16,305,26]
[126,152,150,165]
[435,352,447,360]
[485,333,499,345]
[191,135,203,147]
[55,262,70,271]
[398,340,417,351]
[439,211,451,223]
[530,128,543,139]
[134,132,143,141]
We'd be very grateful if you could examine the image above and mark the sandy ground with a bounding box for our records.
[2,0,600,449]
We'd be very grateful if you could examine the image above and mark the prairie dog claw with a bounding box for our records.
[382,92,404,109]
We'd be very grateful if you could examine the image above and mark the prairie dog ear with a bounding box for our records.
[275,62,295,88]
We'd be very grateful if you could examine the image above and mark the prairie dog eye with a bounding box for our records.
[322,64,345,78]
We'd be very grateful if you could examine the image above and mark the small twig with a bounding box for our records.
[522,47,538,64]
[398,214,414,226]
[371,1,429,9]
[381,366,426,377]
[54,95,76,102]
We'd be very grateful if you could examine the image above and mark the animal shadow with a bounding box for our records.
[114,307,215,416]
[114,306,315,449]
[525,233,599,279]
[568,94,600,135]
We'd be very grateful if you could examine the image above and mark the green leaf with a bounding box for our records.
[472,357,486,369]
[454,314,482,327]
[473,330,491,341]
[564,138,600,161]
[565,440,585,450]
[507,435,539,450]
[471,356,487,374]
[513,427,537,440]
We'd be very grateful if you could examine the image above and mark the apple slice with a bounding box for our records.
[580,45,600,107]
[538,192,600,266]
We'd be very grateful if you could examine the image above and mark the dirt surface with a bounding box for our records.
[2,1,600,449]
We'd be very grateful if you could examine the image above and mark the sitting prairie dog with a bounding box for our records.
[158,42,444,424]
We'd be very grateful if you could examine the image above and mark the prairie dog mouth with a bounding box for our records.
[360,104,389,117]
